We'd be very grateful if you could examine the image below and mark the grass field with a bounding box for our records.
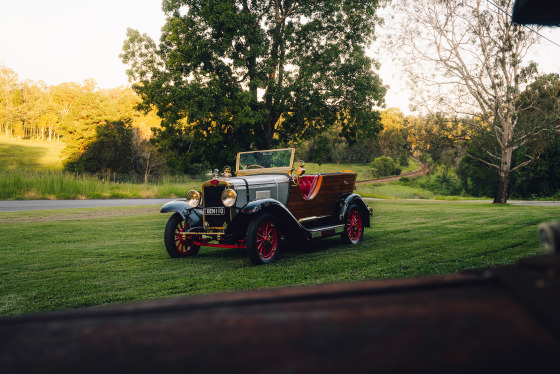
[0,137,65,171]
[305,158,420,180]
[0,170,201,200]
[357,182,438,200]
[1,200,556,317]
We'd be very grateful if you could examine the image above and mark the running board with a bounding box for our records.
[308,224,345,239]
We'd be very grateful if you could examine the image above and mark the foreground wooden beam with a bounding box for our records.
[1,254,559,373]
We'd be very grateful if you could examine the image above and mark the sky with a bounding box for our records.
[0,1,165,88]
[1,0,559,114]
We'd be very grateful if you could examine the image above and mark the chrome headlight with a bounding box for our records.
[186,190,201,208]
[221,189,237,208]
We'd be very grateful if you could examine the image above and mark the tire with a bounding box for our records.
[246,213,281,265]
[164,213,200,258]
[341,203,364,245]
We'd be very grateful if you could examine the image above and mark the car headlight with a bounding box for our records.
[221,189,237,208]
[186,190,201,208]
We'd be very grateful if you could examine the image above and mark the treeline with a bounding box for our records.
[293,107,410,166]
[2,62,559,199]
[0,65,164,181]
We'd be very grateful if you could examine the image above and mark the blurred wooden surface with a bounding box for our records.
[1,254,559,373]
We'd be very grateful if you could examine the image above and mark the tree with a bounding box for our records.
[378,108,410,163]
[393,0,541,203]
[122,0,386,167]
[510,73,560,197]
[458,74,560,198]
[64,120,135,173]
[407,113,467,168]
[38,112,59,142]
[0,65,19,137]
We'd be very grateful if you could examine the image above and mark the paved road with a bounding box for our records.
[1,198,559,212]
[0,198,176,212]
[509,200,560,207]
[364,198,560,207]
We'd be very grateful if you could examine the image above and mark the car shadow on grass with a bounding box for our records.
[192,236,353,263]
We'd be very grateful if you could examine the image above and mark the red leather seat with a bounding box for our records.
[299,175,319,200]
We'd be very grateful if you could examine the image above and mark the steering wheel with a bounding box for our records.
[247,164,264,169]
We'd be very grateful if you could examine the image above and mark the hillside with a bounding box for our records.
[0,137,65,171]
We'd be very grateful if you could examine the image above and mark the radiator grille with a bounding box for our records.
[203,185,229,227]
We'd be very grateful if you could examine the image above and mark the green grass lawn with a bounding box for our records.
[1,200,556,317]
[0,137,65,171]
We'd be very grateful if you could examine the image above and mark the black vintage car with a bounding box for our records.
[161,148,371,264]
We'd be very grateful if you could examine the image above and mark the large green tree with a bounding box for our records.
[121,0,386,167]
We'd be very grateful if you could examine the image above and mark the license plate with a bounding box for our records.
[204,207,225,215]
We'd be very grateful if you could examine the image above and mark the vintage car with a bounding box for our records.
[161,148,372,264]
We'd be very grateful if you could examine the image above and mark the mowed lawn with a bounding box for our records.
[1,200,557,317]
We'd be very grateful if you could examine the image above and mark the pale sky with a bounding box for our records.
[1,0,559,115]
[0,1,165,88]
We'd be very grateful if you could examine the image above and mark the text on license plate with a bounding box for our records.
[204,207,225,215]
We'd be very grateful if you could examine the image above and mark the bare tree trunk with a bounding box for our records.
[494,146,513,204]
[494,174,509,204]
[144,156,150,184]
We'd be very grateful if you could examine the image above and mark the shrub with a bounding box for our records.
[398,154,410,167]
[370,156,397,177]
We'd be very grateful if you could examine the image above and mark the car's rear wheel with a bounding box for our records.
[341,204,364,244]
[246,213,280,265]
[164,213,200,258]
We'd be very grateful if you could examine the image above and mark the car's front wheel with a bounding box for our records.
[246,213,281,265]
[341,204,364,244]
[164,213,200,258]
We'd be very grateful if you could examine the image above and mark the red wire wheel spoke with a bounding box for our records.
[247,213,281,265]
[174,221,188,253]
[164,213,200,258]
[346,208,363,243]
[256,220,278,261]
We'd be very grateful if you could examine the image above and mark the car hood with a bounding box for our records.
[226,174,291,187]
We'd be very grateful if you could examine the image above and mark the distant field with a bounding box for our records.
[303,158,420,180]
[0,200,556,317]
[0,137,65,171]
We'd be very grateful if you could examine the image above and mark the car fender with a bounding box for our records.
[160,200,203,228]
[226,199,308,242]
[335,194,372,228]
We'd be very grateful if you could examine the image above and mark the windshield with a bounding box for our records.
[236,148,295,176]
